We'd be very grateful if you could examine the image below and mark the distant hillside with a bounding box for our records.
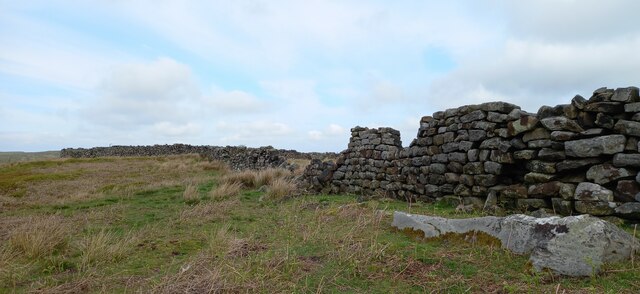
[0,151,60,163]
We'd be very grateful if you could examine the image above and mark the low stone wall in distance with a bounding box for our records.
[61,144,335,171]
[302,86,640,221]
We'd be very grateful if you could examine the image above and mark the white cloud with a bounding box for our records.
[152,122,201,137]
[307,124,347,141]
[86,57,200,128]
[215,120,294,145]
[204,87,266,113]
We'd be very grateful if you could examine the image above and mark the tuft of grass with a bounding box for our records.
[254,168,290,187]
[182,183,200,204]
[77,230,136,270]
[209,182,244,200]
[263,178,297,201]
[178,200,239,224]
[8,215,71,258]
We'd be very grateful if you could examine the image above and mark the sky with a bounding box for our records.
[2,1,640,152]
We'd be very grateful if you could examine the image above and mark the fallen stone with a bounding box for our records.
[565,135,626,157]
[392,212,638,276]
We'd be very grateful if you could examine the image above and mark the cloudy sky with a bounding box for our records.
[2,1,640,152]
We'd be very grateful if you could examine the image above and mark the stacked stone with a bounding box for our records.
[498,87,640,218]
[61,144,297,170]
[329,127,402,197]
[408,101,533,207]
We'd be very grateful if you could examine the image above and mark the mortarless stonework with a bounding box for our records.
[302,86,640,220]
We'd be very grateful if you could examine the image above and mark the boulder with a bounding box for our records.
[565,135,626,158]
[392,212,638,276]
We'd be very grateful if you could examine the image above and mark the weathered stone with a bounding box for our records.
[613,153,640,167]
[614,120,640,136]
[479,101,519,113]
[556,158,604,172]
[517,199,548,210]
[467,149,479,162]
[559,183,576,200]
[522,128,550,143]
[463,196,486,208]
[528,181,562,198]
[507,116,539,136]
[565,135,626,157]
[471,121,496,131]
[459,174,474,186]
[444,173,460,184]
[615,180,640,202]
[392,212,638,276]
[463,162,484,175]
[540,116,584,132]
[524,172,555,183]
[468,130,487,142]
[571,94,587,109]
[558,173,587,184]
[454,184,471,196]
[625,137,638,151]
[474,175,497,187]
[614,202,640,220]
[510,138,527,150]
[586,163,633,185]
[429,163,447,174]
[537,105,561,119]
[580,128,606,137]
[527,140,552,149]
[460,110,486,123]
[537,148,566,161]
[501,184,528,199]
[490,150,514,164]
[551,198,573,215]
[513,150,537,160]
[526,160,556,174]
[611,87,639,103]
[478,150,490,161]
[484,161,502,175]
[624,102,640,113]
[595,113,615,129]
[487,112,509,123]
[590,87,614,102]
[550,131,578,141]
[574,182,614,202]
[575,201,616,216]
[479,137,511,151]
[448,152,467,163]
[584,102,624,113]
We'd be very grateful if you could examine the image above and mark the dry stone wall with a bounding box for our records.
[302,86,640,221]
[61,144,333,171]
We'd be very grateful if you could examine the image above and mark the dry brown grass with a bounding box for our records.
[0,155,217,211]
[77,230,137,270]
[220,170,257,187]
[209,182,243,200]
[8,215,73,258]
[178,199,240,224]
[263,178,297,201]
[182,183,200,204]
[195,160,229,172]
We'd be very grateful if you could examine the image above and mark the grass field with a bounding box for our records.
[0,151,60,164]
[1,155,639,293]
